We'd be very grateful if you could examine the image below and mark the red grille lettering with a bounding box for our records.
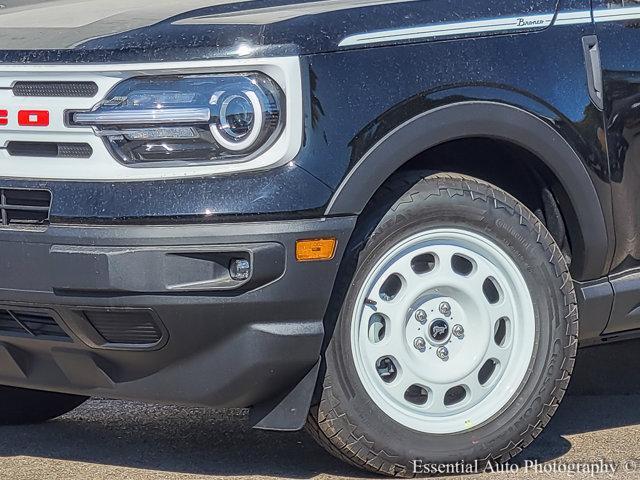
[18,110,50,127]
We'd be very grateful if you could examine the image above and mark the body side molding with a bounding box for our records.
[325,101,609,281]
[339,7,640,47]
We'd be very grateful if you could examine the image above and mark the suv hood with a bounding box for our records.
[0,0,556,63]
[0,0,417,63]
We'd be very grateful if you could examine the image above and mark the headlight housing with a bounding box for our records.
[70,73,285,166]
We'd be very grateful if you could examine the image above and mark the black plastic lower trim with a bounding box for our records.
[574,278,613,345]
[0,216,356,415]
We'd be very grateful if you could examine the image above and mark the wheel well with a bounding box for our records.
[373,137,574,266]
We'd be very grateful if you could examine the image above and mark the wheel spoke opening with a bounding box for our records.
[444,385,467,407]
[478,359,500,386]
[411,253,437,275]
[368,313,387,343]
[375,357,399,383]
[379,273,404,302]
[451,253,475,276]
[404,384,430,406]
[482,277,502,304]
[494,317,510,347]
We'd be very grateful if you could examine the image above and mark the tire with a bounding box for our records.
[0,385,87,425]
[306,172,578,477]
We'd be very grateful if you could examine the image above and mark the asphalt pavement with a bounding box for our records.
[0,339,639,480]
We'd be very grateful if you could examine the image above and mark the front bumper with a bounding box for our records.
[0,216,355,411]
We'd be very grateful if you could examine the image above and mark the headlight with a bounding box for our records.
[70,73,285,166]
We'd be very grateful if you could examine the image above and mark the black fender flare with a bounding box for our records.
[324,101,609,280]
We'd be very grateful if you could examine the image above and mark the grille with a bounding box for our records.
[85,311,163,346]
[0,309,70,340]
[7,141,93,159]
[12,81,99,98]
[0,188,51,228]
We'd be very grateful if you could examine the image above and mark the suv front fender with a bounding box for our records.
[324,101,610,281]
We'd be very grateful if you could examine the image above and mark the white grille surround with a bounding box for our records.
[0,57,303,181]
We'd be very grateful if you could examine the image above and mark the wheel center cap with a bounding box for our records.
[427,318,450,344]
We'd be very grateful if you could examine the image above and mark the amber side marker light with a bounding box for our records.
[296,238,337,262]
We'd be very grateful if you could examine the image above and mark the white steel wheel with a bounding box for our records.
[351,228,535,434]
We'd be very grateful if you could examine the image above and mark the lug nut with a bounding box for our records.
[439,301,451,317]
[452,324,465,339]
[413,337,426,351]
[414,309,427,324]
[436,346,449,360]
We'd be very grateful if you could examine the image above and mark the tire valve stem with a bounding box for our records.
[364,298,377,307]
